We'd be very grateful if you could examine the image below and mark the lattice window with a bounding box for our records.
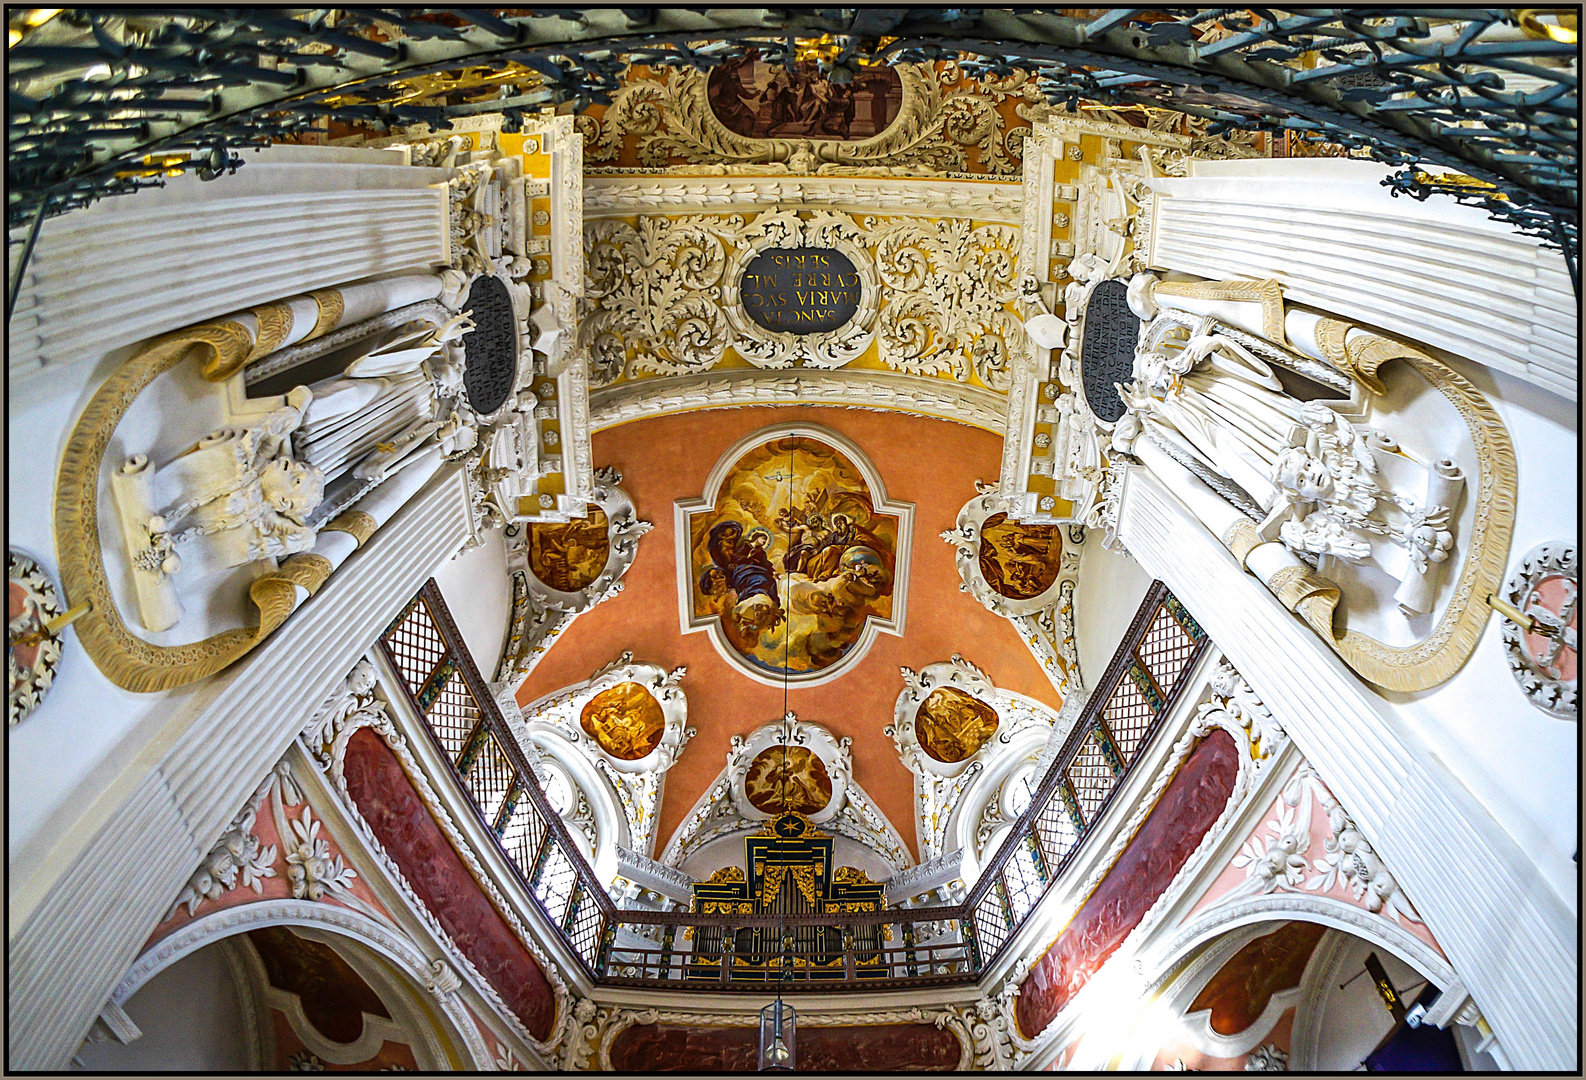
[1002,833,1046,924]
[426,676,482,761]
[1067,733,1117,823]
[499,800,548,880]
[534,842,579,927]
[1136,603,1198,696]
[1104,673,1157,764]
[1033,789,1080,869]
[972,882,1011,957]
[462,732,516,826]
[382,598,447,695]
[567,890,604,965]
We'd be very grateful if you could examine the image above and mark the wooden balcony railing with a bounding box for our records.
[377,578,1206,991]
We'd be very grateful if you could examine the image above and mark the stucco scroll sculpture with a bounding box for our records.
[1106,274,1515,692]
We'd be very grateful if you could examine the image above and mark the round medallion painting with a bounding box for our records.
[682,431,908,684]
[744,746,832,816]
[978,512,1063,601]
[527,504,610,593]
[579,681,665,760]
[916,686,1000,763]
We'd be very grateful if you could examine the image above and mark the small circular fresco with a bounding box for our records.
[579,681,665,760]
[916,686,1000,763]
[978,512,1064,601]
[745,745,833,815]
[527,504,610,593]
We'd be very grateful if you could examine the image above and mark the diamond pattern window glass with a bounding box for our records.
[1104,674,1157,764]
[1068,733,1117,822]
[535,842,579,927]
[973,882,1011,957]
[462,732,516,826]
[426,677,482,761]
[567,888,604,964]
[1002,834,1046,924]
[1033,790,1080,869]
[500,801,548,880]
[1136,604,1197,696]
[382,599,447,695]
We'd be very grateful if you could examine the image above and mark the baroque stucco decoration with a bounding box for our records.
[302,656,576,1060]
[8,549,66,725]
[496,466,652,684]
[942,484,1084,695]
[888,656,1072,867]
[578,60,1052,178]
[1497,541,1578,719]
[581,209,1023,392]
[661,713,912,874]
[514,652,694,865]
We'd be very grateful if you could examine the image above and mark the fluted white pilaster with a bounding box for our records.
[1115,465,1576,1072]
[1145,158,1576,401]
[7,466,473,1071]
[9,153,448,393]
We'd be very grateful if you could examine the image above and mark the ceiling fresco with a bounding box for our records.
[515,405,1067,862]
[579,680,666,761]
[681,428,906,685]
[526,505,611,593]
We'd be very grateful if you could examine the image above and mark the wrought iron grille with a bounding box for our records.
[7,8,1577,293]
[956,580,1210,971]
[380,578,1210,991]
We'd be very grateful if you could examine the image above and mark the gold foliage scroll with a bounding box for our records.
[54,300,361,693]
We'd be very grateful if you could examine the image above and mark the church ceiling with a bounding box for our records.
[514,405,1066,863]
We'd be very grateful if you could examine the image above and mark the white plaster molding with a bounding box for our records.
[660,712,912,874]
[673,422,914,689]
[588,367,1008,433]
[514,651,694,866]
[584,176,1023,223]
[106,898,492,1071]
[9,467,474,1071]
[1116,464,1576,1070]
[496,466,651,684]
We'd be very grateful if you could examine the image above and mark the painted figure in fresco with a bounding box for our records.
[916,687,1000,763]
[688,435,901,677]
[579,682,665,761]
[704,520,786,640]
[528,505,610,593]
[706,49,902,141]
[977,512,1062,602]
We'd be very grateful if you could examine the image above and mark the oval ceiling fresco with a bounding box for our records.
[676,425,913,687]
[978,512,1063,601]
[916,686,1000,763]
[527,504,610,593]
[579,680,666,760]
[744,745,832,815]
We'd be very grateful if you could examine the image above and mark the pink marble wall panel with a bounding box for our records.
[342,728,555,1040]
[1016,730,1240,1038]
[1181,759,1446,957]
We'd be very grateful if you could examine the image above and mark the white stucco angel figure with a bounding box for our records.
[144,386,325,575]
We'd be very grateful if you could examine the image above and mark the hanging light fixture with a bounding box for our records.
[759,440,799,1073]
[759,997,797,1071]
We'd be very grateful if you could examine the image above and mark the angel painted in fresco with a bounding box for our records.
[687,435,900,677]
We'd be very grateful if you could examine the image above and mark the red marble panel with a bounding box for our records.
[342,727,555,1040]
[607,1022,961,1072]
[1016,729,1240,1038]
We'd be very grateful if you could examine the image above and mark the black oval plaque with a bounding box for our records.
[740,247,861,335]
[1078,280,1140,424]
[461,275,518,416]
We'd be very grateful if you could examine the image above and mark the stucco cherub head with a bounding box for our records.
[259,458,325,524]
